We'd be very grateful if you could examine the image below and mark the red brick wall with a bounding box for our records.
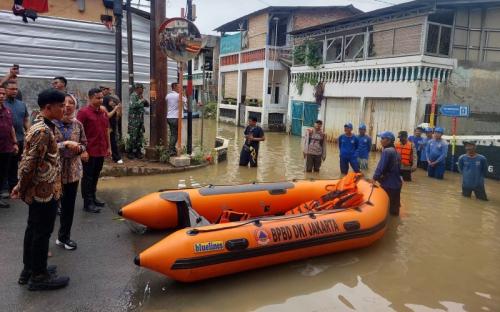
[292,9,356,31]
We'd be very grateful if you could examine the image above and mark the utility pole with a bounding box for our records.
[149,0,167,148]
[114,0,123,138]
[126,0,134,95]
[186,0,194,154]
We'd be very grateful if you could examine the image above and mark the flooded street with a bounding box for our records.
[100,120,500,312]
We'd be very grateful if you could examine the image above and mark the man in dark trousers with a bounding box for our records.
[0,85,18,208]
[239,117,265,167]
[11,89,70,290]
[338,122,360,174]
[3,80,29,194]
[373,131,402,216]
[77,88,110,213]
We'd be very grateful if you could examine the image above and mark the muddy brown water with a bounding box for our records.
[99,120,500,312]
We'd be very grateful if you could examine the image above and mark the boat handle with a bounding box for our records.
[225,238,249,251]
[268,189,287,195]
[343,221,360,231]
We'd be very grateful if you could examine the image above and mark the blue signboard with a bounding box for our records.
[439,104,470,117]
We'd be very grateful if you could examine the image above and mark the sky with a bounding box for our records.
[151,0,415,34]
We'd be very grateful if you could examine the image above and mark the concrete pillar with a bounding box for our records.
[409,96,418,131]
[261,66,270,128]
[359,97,366,127]
[235,69,242,124]
[217,68,222,123]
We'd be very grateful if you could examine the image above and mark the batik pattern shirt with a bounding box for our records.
[17,116,62,204]
[54,119,87,184]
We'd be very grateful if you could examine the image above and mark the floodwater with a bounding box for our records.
[99,119,500,312]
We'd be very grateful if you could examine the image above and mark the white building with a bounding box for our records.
[288,0,500,146]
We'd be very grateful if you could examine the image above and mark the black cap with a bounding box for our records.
[134,83,144,89]
[463,140,476,146]
[398,131,408,138]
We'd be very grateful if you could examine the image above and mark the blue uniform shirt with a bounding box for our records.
[373,146,402,189]
[458,154,488,189]
[357,134,371,159]
[425,139,448,164]
[420,137,431,161]
[4,98,28,142]
[409,135,424,152]
[338,134,359,159]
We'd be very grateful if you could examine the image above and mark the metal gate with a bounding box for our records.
[364,98,411,149]
[291,101,318,136]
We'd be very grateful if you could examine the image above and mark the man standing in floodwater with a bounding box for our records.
[426,127,448,180]
[373,131,402,216]
[239,117,265,167]
[409,127,424,164]
[458,141,488,201]
[419,127,433,170]
[303,120,326,172]
[396,131,417,181]
[338,123,360,174]
[357,124,371,170]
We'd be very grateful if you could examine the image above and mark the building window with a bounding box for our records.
[344,33,365,60]
[426,23,452,56]
[325,37,343,62]
[219,108,236,119]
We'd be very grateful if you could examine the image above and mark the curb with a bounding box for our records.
[100,162,210,177]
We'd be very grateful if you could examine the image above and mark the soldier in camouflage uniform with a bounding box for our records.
[127,83,149,159]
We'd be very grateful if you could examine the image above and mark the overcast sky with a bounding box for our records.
[157,0,414,34]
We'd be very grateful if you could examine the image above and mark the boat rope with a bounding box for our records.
[186,183,376,236]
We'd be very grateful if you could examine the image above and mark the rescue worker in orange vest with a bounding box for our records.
[396,131,418,181]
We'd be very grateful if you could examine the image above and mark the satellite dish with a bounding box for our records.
[159,17,202,62]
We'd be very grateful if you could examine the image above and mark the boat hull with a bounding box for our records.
[135,180,389,282]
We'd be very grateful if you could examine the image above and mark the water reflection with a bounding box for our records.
[99,120,499,312]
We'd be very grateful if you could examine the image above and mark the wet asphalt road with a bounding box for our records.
[0,194,142,312]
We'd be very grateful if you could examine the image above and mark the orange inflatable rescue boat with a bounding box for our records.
[131,175,389,282]
[119,179,354,230]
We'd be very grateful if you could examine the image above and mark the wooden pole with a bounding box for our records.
[186,0,193,154]
[149,0,167,148]
[126,0,134,95]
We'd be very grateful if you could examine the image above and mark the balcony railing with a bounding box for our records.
[219,46,292,68]
[291,64,453,85]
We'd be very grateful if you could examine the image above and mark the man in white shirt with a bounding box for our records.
[165,82,187,156]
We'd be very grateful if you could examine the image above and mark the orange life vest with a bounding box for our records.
[395,142,413,166]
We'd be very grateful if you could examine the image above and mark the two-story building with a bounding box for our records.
[288,0,500,147]
[214,5,362,130]
[183,35,220,104]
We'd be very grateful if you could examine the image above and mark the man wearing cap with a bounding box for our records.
[396,131,418,181]
[425,127,448,180]
[409,127,424,164]
[357,124,371,170]
[127,83,149,159]
[338,123,360,174]
[458,141,488,201]
[373,131,402,216]
[419,127,433,170]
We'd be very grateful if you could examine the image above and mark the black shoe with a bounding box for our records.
[93,198,105,207]
[56,238,77,250]
[135,153,144,160]
[127,153,135,160]
[28,273,69,291]
[83,203,101,213]
[0,199,9,208]
[18,265,57,285]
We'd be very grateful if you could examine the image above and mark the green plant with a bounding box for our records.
[293,45,306,65]
[204,101,217,119]
[292,40,323,68]
[294,73,319,96]
[154,143,170,163]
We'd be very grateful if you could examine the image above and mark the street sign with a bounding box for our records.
[439,104,470,117]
